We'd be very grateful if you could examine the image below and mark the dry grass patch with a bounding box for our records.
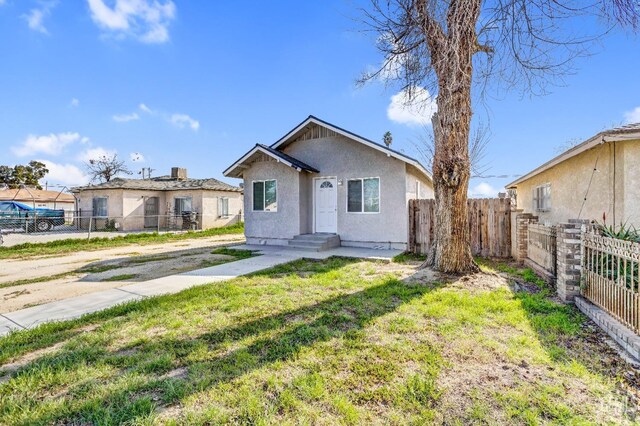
[0,257,636,424]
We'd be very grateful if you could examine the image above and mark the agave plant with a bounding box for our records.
[591,222,640,290]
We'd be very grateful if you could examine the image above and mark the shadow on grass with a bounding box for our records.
[0,257,440,424]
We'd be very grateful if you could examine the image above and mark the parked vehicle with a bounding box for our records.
[0,201,65,232]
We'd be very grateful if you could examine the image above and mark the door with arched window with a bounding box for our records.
[314,177,337,233]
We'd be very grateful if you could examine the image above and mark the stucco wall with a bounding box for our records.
[406,164,434,201]
[514,140,639,226]
[283,135,419,247]
[201,190,244,229]
[243,158,301,244]
[75,188,243,231]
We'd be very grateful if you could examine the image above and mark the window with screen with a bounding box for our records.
[174,197,192,215]
[253,180,277,211]
[347,177,380,213]
[92,197,108,217]
[533,184,551,212]
[218,197,229,217]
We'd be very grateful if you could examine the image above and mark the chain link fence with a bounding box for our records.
[0,210,243,246]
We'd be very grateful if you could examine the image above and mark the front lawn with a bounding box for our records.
[0,257,635,424]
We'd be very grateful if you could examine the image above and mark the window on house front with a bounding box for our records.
[347,177,380,213]
[92,197,108,217]
[218,197,229,217]
[533,184,551,212]
[253,180,277,211]
[174,197,192,215]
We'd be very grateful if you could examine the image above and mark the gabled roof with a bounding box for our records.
[224,115,432,182]
[507,122,640,189]
[72,176,242,193]
[223,143,320,178]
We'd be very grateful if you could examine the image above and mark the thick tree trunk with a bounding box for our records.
[426,85,478,273]
[423,0,480,273]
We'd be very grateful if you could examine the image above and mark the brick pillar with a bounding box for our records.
[514,213,537,263]
[555,220,589,302]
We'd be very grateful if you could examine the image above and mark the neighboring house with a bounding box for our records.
[72,168,243,231]
[0,188,76,213]
[224,115,434,250]
[507,123,640,226]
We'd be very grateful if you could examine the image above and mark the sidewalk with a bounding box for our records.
[0,245,401,336]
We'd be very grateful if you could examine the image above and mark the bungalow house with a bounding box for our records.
[507,122,640,226]
[223,115,434,250]
[72,168,243,231]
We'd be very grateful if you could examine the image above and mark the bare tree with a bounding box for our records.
[415,124,490,178]
[85,154,132,183]
[360,0,639,273]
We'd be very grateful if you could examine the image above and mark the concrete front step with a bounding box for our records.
[288,234,340,252]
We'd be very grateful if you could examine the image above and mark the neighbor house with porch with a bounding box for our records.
[507,122,640,227]
[72,168,243,231]
[223,115,434,250]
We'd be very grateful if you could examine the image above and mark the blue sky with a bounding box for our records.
[1,1,639,196]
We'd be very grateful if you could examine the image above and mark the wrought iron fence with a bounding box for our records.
[582,232,640,333]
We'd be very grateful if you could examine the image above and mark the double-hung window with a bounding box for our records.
[253,180,277,212]
[92,197,108,217]
[347,177,380,213]
[533,184,551,212]
[174,197,192,216]
[218,197,229,217]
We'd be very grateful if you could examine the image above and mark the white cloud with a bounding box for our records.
[24,2,56,34]
[130,152,145,162]
[170,113,199,131]
[624,106,640,124]
[70,98,80,107]
[469,182,501,198]
[139,103,153,113]
[387,86,437,127]
[77,147,117,163]
[112,112,140,122]
[38,160,89,186]
[87,0,176,44]
[12,132,82,157]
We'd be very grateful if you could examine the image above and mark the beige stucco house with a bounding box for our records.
[224,115,434,250]
[507,123,640,226]
[72,168,243,231]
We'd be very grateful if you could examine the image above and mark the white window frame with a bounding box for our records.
[92,196,108,218]
[174,196,193,216]
[533,183,551,212]
[218,196,230,218]
[252,179,277,212]
[346,177,380,214]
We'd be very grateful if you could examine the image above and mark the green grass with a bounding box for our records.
[0,222,244,260]
[101,274,138,282]
[211,247,255,259]
[79,264,123,274]
[392,252,427,263]
[0,271,80,290]
[0,257,632,425]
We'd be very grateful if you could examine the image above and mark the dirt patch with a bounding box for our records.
[0,239,245,313]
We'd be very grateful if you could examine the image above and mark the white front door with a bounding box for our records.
[315,177,337,233]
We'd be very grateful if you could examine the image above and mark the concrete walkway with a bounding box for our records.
[0,245,401,337]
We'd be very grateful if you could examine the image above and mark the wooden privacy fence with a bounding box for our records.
[583,232,640,333]
[408,198,511,258]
